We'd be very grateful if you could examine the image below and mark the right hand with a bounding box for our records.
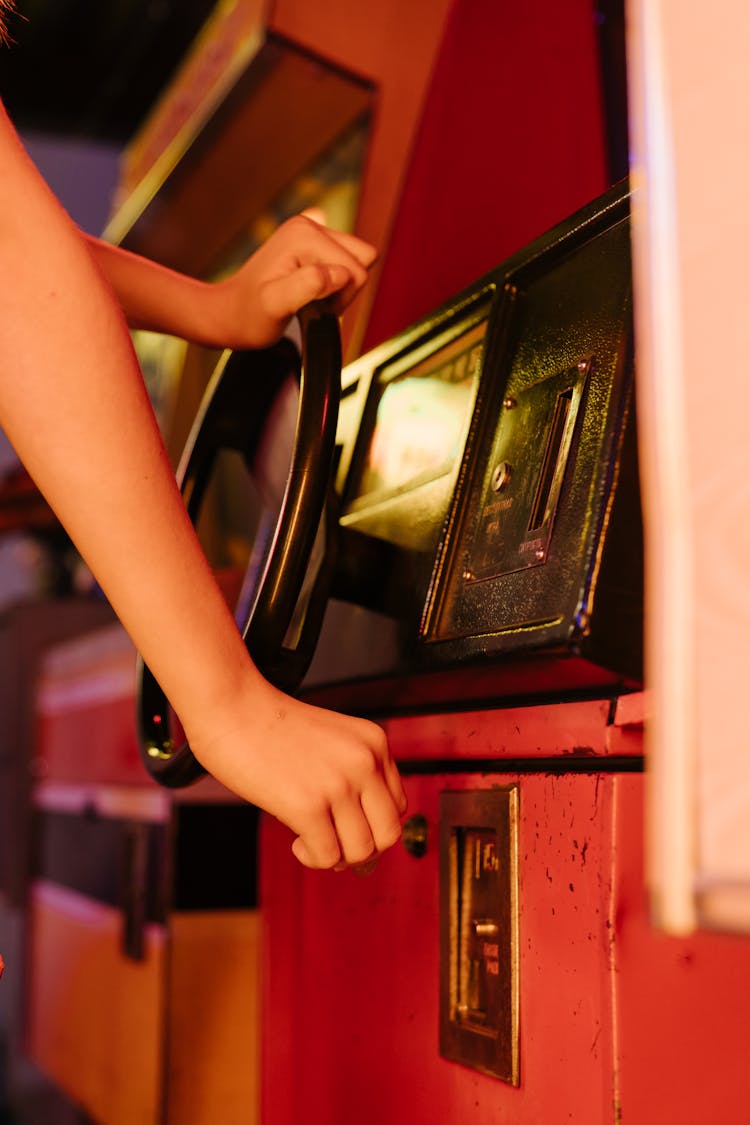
[186,680,407,870]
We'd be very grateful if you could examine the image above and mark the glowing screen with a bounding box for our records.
[351,319,487,505]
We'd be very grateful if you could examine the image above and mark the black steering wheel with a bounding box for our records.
[136,302,342,788]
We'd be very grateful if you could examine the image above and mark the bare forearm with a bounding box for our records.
[84,210,377,351]
[0,110,256,723]
[0,104,406,866]
[83,235,229,345]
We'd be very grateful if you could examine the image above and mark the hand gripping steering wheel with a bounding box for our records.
[136,302,342,788]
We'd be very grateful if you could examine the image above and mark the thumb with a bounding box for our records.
[291,835,318,868]
[292,834,349,871]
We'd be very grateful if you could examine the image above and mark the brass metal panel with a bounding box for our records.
[462,358,589,582]
[439,786,520,1084]
[424,214,634,652]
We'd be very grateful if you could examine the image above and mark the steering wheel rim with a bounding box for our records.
[136,301,342,788]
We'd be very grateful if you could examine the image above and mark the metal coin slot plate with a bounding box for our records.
[439,786,519,1084]
[465,359,589,582]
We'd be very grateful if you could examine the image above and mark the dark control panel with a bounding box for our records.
[303,180,641,711]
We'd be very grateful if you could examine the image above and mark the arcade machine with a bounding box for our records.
[22,1,750,1123]
[139,179,642,1125]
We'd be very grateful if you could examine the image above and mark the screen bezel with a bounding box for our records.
[342,300,492,519]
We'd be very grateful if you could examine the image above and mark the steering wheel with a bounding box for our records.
[136,302,342,788]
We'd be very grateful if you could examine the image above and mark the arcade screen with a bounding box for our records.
[348,317,488,510]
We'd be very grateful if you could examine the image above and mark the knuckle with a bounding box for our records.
[303,793,331,820]
[325,771,355,807]
[288,213,311,235]
[354,748,378,780]
[364,720,389,756]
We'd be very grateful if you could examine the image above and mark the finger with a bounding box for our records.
[260,264,352,324]
[356,719,408,815]
[383,755,408,815]
[360,783,403,854]
[299,208,377,266]
[316,227,378,270]
[295,242,369,292]
[352,856,380,877]
[330,800,377,866]
[290,819,342,870]
[265,218,368,295]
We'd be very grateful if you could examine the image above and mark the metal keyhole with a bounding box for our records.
[402,814,428,858]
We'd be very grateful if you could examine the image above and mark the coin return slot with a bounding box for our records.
[440,787,519,1084]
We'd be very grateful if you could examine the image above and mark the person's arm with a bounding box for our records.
[0,102,405,868]
[83,210,376,349]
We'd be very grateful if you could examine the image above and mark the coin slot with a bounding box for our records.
[528,387,574,532]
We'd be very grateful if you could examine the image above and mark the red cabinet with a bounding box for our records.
[260,699,750,1124]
